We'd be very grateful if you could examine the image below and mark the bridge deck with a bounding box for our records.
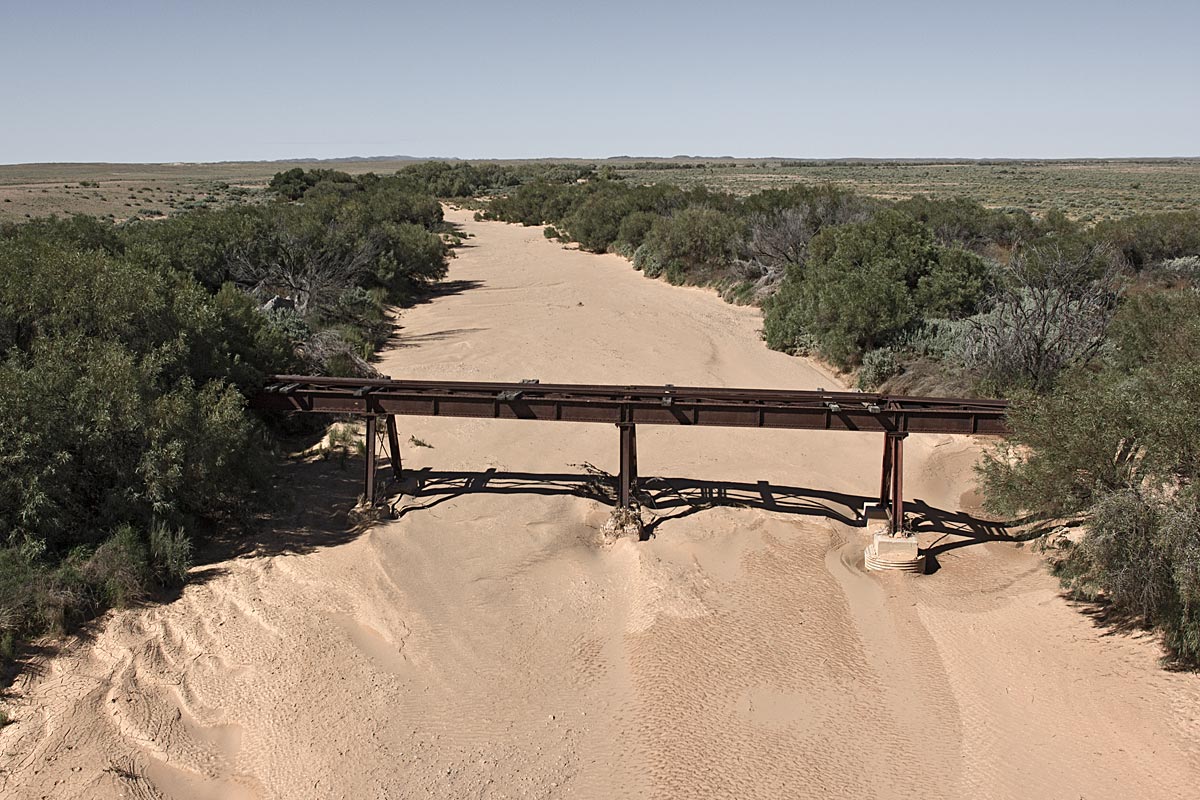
[249,376,1008,536]
[252,375,1008,436]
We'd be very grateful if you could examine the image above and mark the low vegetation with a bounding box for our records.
[981,290,1200,663]
[482,170,1200,665]
[0,169,450,663]
[5,156,1200,669]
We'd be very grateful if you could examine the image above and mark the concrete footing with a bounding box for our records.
[865,532,926,573]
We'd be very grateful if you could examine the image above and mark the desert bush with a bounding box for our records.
[563,187,637,252]
[913,246,992,319]
[1061,488,1200,663]
[615,211,659,250]
[974,290,1200,661]
[0,170,451,660]
[980,288,1200,516]
[1153,256,1200,281]
[389,161,589,198]
[1093,210,1200,269]
[761,289,817,354]
[1,213,125,256]
[632,242,664,277]
[640,206,742,282]
[149,522,192,586]
[744,186,875,269]
[485,180,579,226]
[85,526,152,607]
[857,347,903,390]
[763,209,995,367]
[895,195,1037,249]
[955,243,1121,391]
[608,241,633,259]
[746,207,819,270]
[903,318,964,359]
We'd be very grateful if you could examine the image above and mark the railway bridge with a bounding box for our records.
[250,375,1008,536]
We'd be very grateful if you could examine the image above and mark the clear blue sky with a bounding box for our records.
[2,0,1197,163]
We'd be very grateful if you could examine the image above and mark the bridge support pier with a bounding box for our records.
[362,415,404,506]
[617,422,638,509]
[879,431,909,535]
[385,415,402,480]
[364,416,378,506]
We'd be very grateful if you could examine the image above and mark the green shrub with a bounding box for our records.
[914,246,991,319]
[632,242,663,277]
[857,347,903,390]
[0,170,452,660]
[1058,488,1200,664]
[955,243,1120,392]
[895,195,1036,248]
[149,522,192,586]
[764,210,1000,367]
[1094,210,1200,269]
[615,211,659,250]
[761,289,817,355]
[980,287,1200,664]
[609,241,634,259]
[641,207,741,281]
[778,210,936,366]
[86,526,151,607]
[563,188,636,252]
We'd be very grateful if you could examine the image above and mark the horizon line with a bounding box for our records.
[3,154,1200,169]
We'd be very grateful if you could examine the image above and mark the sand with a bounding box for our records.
[3,209,1199,799]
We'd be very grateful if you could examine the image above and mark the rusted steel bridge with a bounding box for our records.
[250,375,1008,535]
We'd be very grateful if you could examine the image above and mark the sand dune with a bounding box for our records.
[3,209,1198,799]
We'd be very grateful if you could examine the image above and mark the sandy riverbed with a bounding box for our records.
[2,209,1198,799]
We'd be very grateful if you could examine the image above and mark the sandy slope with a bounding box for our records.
[3,209,1199,799]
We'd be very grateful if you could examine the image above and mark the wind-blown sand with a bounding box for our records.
[3,209,1199,799]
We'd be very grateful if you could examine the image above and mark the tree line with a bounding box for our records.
[0,169,452,665]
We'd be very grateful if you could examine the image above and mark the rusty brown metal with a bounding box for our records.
[617,422,638,508]
[385,415,402,480]
[253,376,1008,436]
[364,415,378,506]
[888,432,909,535]
[879,433,893,507]
[251,376,1007,515]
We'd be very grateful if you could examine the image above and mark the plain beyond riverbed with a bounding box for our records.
[2,209,1198,799]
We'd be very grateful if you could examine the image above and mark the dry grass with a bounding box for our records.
[615,159,1200,221]
[0,159,421,222]
[3,157,1197,224]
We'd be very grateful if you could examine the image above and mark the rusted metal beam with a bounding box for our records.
[364,416,378,506]
[879,433,893,508]
[886,432,909,535]
[617,422,638,509]
[251,376,1008,436]
[385,415,402,480]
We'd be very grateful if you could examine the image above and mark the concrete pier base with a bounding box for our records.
[865,532,926,573]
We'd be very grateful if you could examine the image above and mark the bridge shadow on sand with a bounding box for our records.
[391,467,1026,544]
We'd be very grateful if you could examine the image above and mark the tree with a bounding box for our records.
[640,206,742,284]
[956,243,1121,391]
[979,289,1200,663]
